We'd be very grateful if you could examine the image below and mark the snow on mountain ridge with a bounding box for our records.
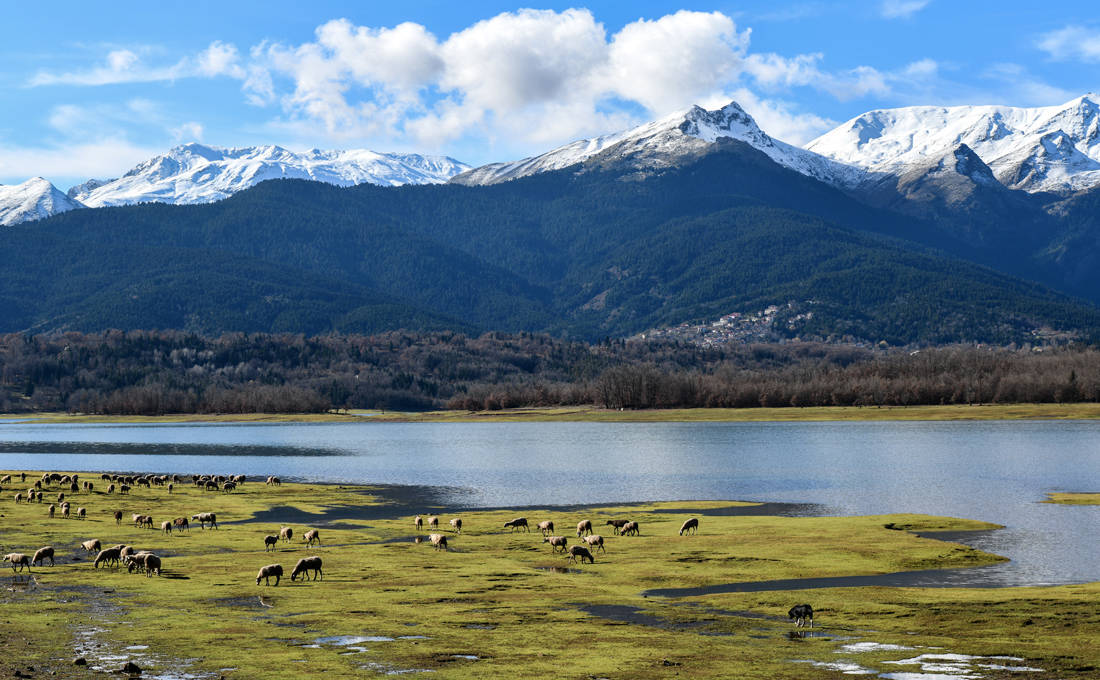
[74,143,471,208]
[806,94,1100,193]
[0,177,84,227]
[451,101,861,187]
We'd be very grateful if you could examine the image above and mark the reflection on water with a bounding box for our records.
[2,419,1100,586]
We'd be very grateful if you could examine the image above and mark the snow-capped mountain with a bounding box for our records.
[452,101,860,186]
[71,144,470,208]
[0,177,84,226]
[806,94,1100,194]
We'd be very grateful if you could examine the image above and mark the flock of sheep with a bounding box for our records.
[4,469,816,628]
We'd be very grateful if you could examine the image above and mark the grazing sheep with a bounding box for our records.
[127,553,161,576]
[118,484,130,494]
[450,517,463,534]
[264,535,279,551]
[504,517,529,532]
[222,481,237,493]
[605,519,630,535]
[61,505,70,519]
[582,535,606,553]
[93,548,121,569]
[13,492,22,503]
[256,564,283,586]
[537,520,555,536]
[266,476,281,486]
[3,553,30,571]
[543,536,568,553]
[620,521,640,537]
[192,512,218,529]
[113,510,123,525]
[19,472,25,483]
[566,545,595,564]
[679,518,699,536]
[35,491,43,503]
[280,526,293,542]
[173,517,189,532]
[106,484,115,495]
[204,481,219,492]
[429,533,448,551]
[48,504,55,518]
[788,604,814,628]
[132,513,146,527]
[576,519,593,537]
[0,474,9,484]
[161,520,173,534]
[32,546,55,566]
[427,516,439,530]
[77,507,86,520]
[290,556,323,581]
[119,546,135,560]
[414,515,423,532]
[303,529,321,547]
[82,539,101,553]
[57,492,65,504]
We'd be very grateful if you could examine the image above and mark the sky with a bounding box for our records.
[1,1,1098,188]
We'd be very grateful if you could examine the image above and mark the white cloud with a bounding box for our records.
[983,63,1076,106]
[745,52,890,100]
[0,139,159,186]
[881,0,931,19]
[28,41,248,87]
[1036,25,1100,63]
[171,122,205,143]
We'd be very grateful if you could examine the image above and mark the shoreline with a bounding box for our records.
[6,402,1100,424]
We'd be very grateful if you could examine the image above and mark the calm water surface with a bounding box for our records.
[1,419,1098,586]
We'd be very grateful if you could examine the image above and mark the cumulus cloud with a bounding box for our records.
[881,0,932,19]
[1037,25,1100,63]
[744,52,890,100]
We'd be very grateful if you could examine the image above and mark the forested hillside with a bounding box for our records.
[4,140,1100,345]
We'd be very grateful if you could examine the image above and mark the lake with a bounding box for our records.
[1,419,1098,587]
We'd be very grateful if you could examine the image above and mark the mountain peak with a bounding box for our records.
[807,94,1100,193]
[0,177,84,226]
[72,145,471,208]
[451,99,854,186]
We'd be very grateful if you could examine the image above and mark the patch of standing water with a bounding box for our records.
[838,642,916,653]
[790,659,875,674]
[882,653,1043,675]
[315,635,394,644]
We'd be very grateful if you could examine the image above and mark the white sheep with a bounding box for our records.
[81,539,101,554]
[582,535,606,553]
[429,533,448,551]
[450,517,463,534]
[679,518,699,536]
[537,520,555,536]
[3,553,30,571]
[280,526,293,542]
[576,519,593,537]
[31,546,55,566]
[543,536,568,553]
[303,529,320,547]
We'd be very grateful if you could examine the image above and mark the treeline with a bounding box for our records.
[0,330,1096,415]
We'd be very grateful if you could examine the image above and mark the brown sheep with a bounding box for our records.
[264,535,279,551]
[576,519,593,537]
[47,504,55,518]
[620,521,640,537]
[290,556,323,581]
[222,481,237,493]
[3,553,30,571]
[450,517,463,534]
[93,548,121,569]
[582,535,606,553]
[129,553,161,577]
[173,517,189,532]
[32,546,55,566]
[605,519,630,535]
[566,545,595,564]
[13,492,22,503]
[429,533,448,551]
[303,529,320,547]
[280,526,293,542]
[679,518,699,536]
[257,564,283,585]
[543,536,568,553]
[504,517,529,532]
[537,520,555,536]
[113,510,123,525]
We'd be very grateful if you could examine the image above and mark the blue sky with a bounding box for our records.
[2,1,1098,188]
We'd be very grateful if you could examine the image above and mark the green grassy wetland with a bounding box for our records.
[2,474,1099,678]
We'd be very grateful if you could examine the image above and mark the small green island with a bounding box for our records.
[2,472,1099,678]
[1043,492,1100,505]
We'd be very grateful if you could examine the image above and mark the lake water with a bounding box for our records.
[1,419,1098,587]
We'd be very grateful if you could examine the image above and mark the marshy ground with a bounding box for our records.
[2,472,1098,678]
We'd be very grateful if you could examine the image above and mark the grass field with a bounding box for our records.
[2,472,1100,678]
[7,402,1100,424]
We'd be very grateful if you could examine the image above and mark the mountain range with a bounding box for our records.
[3,95,1100,345]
